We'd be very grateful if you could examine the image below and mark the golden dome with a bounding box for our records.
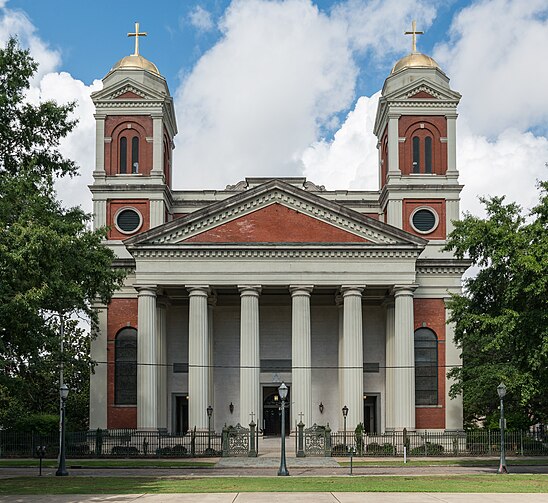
[391,52,440,74]
[111,54,160,75]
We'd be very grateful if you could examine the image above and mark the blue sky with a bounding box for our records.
[9,0,464,96]
[1,0,547,216]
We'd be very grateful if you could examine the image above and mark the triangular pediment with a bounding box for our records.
[385,78,461,103]
[91,77,167,103]
[125,180,427,249]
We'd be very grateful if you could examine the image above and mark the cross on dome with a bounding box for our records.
[128,22,147,56]
[405,20,424,53]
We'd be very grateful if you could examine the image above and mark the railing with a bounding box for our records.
[328,428,548,457]
[0,428,222,458]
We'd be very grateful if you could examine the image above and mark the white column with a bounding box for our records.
[137,286,158,429]
[445,299,463,430]
[384,300,395,431]
[94,114,106,176]
[393,286,416,430]
[187,286,210,430]
[336,295,344,416]
[446,114,459,179]
[208,294,216,428]
[342,286,364,430]
[152,115,164,176]
[239,286,261,427]
[291,286,313,429]
[89,304,107,429]
[387,114,400,178]
[149,199,165,228]
[156,299,168,429]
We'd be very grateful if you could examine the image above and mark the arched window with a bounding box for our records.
[424,136,432,173]
[131,136,139,173]
[119,137,127,174]
[414,328,438,405]
[412,136,420,173]
[115,327,137,405]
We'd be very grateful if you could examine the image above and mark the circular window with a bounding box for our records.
[115,208,142,234]
[410,207,439,234]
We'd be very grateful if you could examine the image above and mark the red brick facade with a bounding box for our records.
[183,203,369,243]
[105,115,153,176]
[107,199,150,240]
[402,198,446,240]
[107,298,138,429]
[398,115,447,175]
[414,298,446,429]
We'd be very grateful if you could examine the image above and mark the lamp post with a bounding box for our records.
[342,405,349,450]
[207,405,213,451]
[277,382,289,476]
[497,382,508,474]
[55,384,69,476]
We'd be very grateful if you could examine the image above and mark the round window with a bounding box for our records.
[115,208,142,234]
[411,208,438,234]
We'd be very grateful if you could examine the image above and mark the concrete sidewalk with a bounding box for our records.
[2,493,548,502]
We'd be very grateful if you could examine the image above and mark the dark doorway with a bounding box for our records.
[175,395,189,434]
[363,395,377,434]
[263,386,290,436]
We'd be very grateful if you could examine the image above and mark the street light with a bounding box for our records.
[277,382,289,476]
[207,405,213,451]
[342,405,349,451]
[497,382,508,474]
[56,384,69,477]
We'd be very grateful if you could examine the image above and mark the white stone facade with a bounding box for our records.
[88,48,469,435]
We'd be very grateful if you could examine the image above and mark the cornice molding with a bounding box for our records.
[130,246,422,260]
[150,189,401,245]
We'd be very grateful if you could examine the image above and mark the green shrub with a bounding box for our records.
[12,414,59,436]
[409,442,444,455]
[366,442,395,455]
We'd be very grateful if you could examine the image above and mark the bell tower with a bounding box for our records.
[90,23,177,241]
[374,21,461,254]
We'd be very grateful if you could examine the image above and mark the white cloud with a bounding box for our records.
[302,93,380,190]
[332,0,437,57]
[189,5,215,32]
[434,0,548,137]
[0,2,99,213]
[0,4,60,81]
[173,0,444,190]
[173,0,357,189]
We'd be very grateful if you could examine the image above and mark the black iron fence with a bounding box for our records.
[329,428,548,457]
[0,429,222,458]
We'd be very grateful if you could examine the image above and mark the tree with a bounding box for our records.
[446,181,548,428]
[0,38,126,429]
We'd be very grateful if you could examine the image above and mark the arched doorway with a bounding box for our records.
[263,386,290,436]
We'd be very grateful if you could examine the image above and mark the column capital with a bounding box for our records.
[392,284,418,297]
[340,285,365,297]
[208,292,218,307]
[238,285,262,296]
[135,285,157,296]
[186,285,210,297]
[382,297,395,309]
[289,285,314,296]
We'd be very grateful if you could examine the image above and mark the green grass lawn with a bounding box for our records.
[0,475,546,494]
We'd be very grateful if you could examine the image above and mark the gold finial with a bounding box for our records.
[405,20,424,53]
[127,21,147,56]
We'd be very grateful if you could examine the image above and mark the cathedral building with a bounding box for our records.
[89,25,468,435]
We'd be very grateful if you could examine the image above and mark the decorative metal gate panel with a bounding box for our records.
[222,424,250,457]
[304,424,329,457]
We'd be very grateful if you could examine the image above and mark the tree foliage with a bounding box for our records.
[0,38,126,429]
[446,181,548,428]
